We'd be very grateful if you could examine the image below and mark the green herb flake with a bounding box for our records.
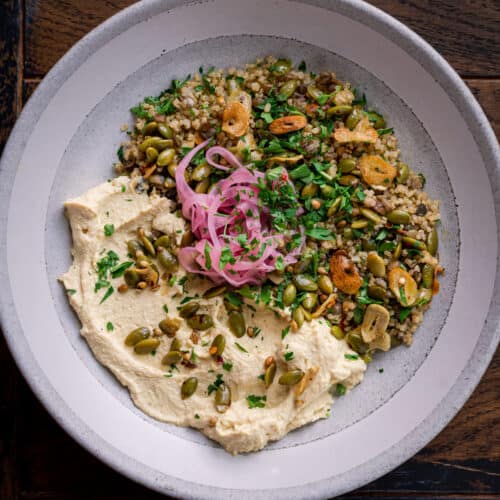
[246,394,267,409]
[399,307,412,322]
[336,383,347,396]
[222,361,233,372]
[235,342,248,353]
[99,286,114,304]
[163,304,169,314]
[281,325,290,339]
[117,146,125,162]
[284,351,294,361]
[207,373,224,395]
[194,413,200,419]
[399,286,408,306]
[305,227,334,240]
[298,60,307,71]
[377,127,394,136]
[66,289,76,295]
[344,353,359,360]
[106,321,114,332]
[379,368,384,373]
[204,242,212,270]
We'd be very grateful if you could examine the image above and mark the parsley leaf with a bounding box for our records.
[207,374,224,395]
[106,321,114,331]
[399,307,412,322]
[345,353,359,360]
[246,394,266,409]
[234,342,248,353]
[222,361,233,372]
[305,227,334,240]
[284,351,294,361]
[336,383,347,396]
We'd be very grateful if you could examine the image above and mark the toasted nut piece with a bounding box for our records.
[294,366,319,406]
[388,267,418,306]
[267,154,303,166]
[359,155,398,187]
[269,115,307,135]
[361,304,390,345]
[222,101,250,137]
[333,117,378,144]
[264,356,275,368]
[330,250,363,295]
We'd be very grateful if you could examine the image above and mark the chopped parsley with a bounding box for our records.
[66,289,76,295]
[99,286,114,304]
[284,351,294,362]
[399,307,412,322]
[117,146,124,162]
[222,361,233,372]
[234,342,248,353]
[106,321,114,332]
[207,374,224,395]
[163,304,169,314]
[345,353,359,360]
[103,223,114,237]
[194,413,200,419]
[336,383,347,396]
[377,127,394,136]
[379,368,384,373]
[246,394,267,409]
[281,325,290,339]
[305,227,334,240]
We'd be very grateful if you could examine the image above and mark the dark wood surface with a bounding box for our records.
[0,1,499,498]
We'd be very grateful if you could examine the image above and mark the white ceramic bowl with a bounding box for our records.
[0,1,498,498]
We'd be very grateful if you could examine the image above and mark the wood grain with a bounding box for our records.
[1,1,499,499]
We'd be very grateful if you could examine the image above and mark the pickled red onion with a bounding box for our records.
[175,140,304,286]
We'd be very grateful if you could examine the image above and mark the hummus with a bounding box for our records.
[62,177,366,454]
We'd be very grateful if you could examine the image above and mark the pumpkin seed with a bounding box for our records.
[367,252,386,277]
[330,325,345,340]
[139,137,173,152]
[195,179,210,194]
[215,383,231,412]
[125,327,150,346]
[192,163,212,181]
[278,370,304,386]
[164,177,176,189]
[351,219,368,229]
[210,334,226,357]
[161,350,183,365]
[140,234,156,256]
[124,268,141,287]
[145,147,159,163]
[142,121,158,135]
[301,183,318,198]
[134,338,160,354]
[421,264,434,289]
[158,318,181,337]
[180,230,194,247]
[293,256,312,274]
[338,174,359,187]
[293,306,305,327]
[402,236,426,251]
[127,239,143,257]
[318,275,334,294]
[181,377,198,399]
[157,247,178,272]
[293,274,318,292]
[362,239,377,251]
[393,239,402,259]
[283,283,297,306]
[386,209,410,225]
[343,228,354,240]
[264,362,277,388]
[178,302,200,318]
[167,163,177,178]
[187,314,214,330]
[203,285,227,298]
[170,337,181,352]
[360,207,381,224]
[427,226,438,256]
[228,311,246,338]
[327,196,342,217]
[154,234,171,250]
[338,157,357,174]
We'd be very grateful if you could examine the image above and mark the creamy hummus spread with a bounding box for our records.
[62,177,366,454]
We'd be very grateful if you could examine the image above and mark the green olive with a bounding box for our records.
[142,121,158,136]
[330,325,345,340]
[125,327,150,346]
[318,275,334,294]
[397,163,409,184]
[293,256,312,274]
[228,311,246,338]
[181,377,198,399]
[157,148,175,167]
[278,370,304,386]
[158,318,181,337]
[346,330,369,354]
[338,175,359,187]
[343,228,354,240]
[180,230,194,247]
[360,207,381,224]
[134,338,160,354]
[301,183,318,198]
[139,137,173,152]
[272,59,292,76]
[127,239,143,258]
[124,268,141,287]
[293,306,305,327]
[154,235,171,250]
[178,302,200,318]
[192,163,212,181]
[421,264,434,289]
[367,285,387,300]
[170,337,181,352]
[194,179,210,194]
[326,105,353,117]
[367,252,386,277]
[203,285,227,298]
[427,227,438,256]
[338,157,357,174]
[283,283,297,306]
[306,85,323,101]
[164,177,176,189]
[364,111,386,129]
[187,314,214,330]
[167,163,177,178]
[327,196,342,217]
[301,292,317,311]
[402,236,426,251]
[264,362,276,388]
[321,185,334,198]
[279,79,297,99]
[145,147,159,163]
[386,209,410,225]
[161,350,183,365]
[345,107,363,130]
[293,274,318,292]
[210,334,226,357]
[362,239,377,251]
[158,123,173,139]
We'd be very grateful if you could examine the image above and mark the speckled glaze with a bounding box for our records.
[0,1,498,499]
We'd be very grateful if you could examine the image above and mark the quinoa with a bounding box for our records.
[113,56,442,359]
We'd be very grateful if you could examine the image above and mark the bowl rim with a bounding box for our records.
[0,0,498,498]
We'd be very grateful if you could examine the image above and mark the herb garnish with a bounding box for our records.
[246,394,266,409]
[104,224,115,237]
[207,374,224,395]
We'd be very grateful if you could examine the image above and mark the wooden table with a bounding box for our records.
[0,1,498,498]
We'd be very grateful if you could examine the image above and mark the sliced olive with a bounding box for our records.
[351,219,368,229]
[134,338,160,354]
[157,123,173,139]
[293,256,312,274]
[272,59,292,75]
[145,147,159,163]
[338,174,359,187]
[393,239,402,259]
[178,302,199,318]
[306,85,323,101]
[361,239,377,251]
[181,377,198,399]
[421,264,434,289]
[345,107,363,130]
[397,163,409,184]
[142,121,158,135]
[293,274,318,292]
[427,226,438,256]
[264,362,277,388]
[125,327,150,346]
[360,207,381,224]
[158,318,181,337]
[187,314,214,331]
[157,148,175,167]
[170,337,181,352]
[161,350,183,365]
[301,183,318,198]
[139,137,173,152]
[278,370,304,386]
[278,79,297,99]
[402,236,426,251]
[346,330,369,354]
[228,311,246,338]
[191,163,212,181]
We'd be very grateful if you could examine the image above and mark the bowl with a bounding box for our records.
[0,1,498,498]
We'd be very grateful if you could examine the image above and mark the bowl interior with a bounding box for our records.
[45,35,459,449]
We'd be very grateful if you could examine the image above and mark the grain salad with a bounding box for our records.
[62,56,442,453]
